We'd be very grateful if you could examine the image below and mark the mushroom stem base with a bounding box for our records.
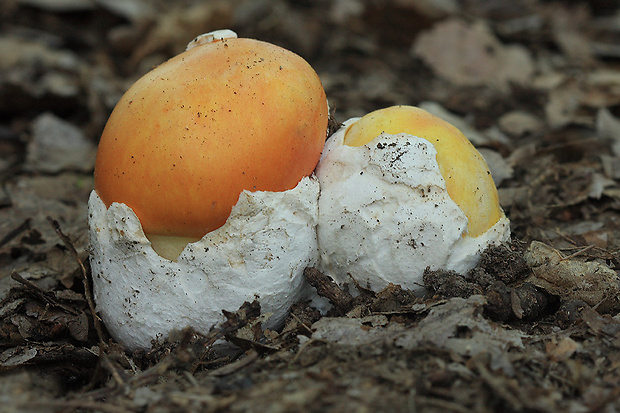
[146,234,202,261]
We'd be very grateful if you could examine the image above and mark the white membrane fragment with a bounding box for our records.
[89,176,319,350]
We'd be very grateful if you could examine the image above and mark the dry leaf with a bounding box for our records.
[25,113,96,173]
[498,111,543,137]
[545,80,587,128]
[524,241,620,312]
[549,4,594,64]
[412,19,534,89]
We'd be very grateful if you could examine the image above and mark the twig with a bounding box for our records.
[291,312,314,335]
[208,349,258,376]
[560,244,595,261]
[416,395,474,413]
[304,267,354,313]
[474,359,523,411]
[100,354,128,388]
[0,218,31,248]
[10,270,80,315]
[47,216,107,346]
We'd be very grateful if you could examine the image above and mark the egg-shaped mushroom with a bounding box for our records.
[89,30,328,350]
[316,105,510,293]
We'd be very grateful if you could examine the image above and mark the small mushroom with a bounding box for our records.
[316,105,510,293]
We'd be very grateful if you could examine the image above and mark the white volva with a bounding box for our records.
[316,119,510,293]
[89,177,319,350]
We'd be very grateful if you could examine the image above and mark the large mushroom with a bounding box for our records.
[89,30,328,350]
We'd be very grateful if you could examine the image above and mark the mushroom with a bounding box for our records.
[94,29,328,261]
[316,105,510,293]
[89,30,328,350]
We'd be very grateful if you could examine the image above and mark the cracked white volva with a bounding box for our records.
[316,119,511,293]
[89,176,319,351]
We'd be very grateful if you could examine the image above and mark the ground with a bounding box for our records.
[2,0,620,412]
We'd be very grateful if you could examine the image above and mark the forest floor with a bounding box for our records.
[2,0,620,412]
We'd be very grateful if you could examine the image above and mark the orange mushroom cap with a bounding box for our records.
[94,36,328,240]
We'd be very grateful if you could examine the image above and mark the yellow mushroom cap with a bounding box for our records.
[343,105,501,237]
